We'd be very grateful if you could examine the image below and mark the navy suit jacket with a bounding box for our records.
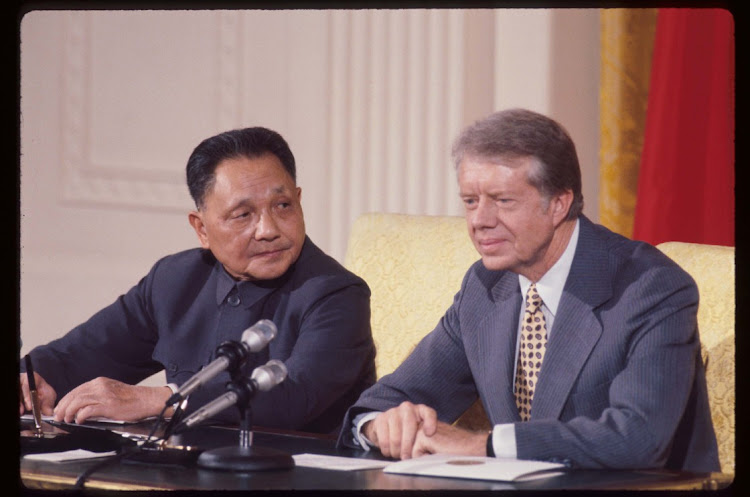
[338,217,719,471]
[28,237,376,433]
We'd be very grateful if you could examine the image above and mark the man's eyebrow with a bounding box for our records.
[227,185,291,210]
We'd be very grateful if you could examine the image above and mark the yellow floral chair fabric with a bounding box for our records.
[344,213,735,473]
[344,213,478,379]
[657,241,735,475]
[344,213,492,431]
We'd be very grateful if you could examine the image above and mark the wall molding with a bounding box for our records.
[59,12,240,212]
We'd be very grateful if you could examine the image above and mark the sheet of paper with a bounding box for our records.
[384,454,565,482]
[292,453,391,471]
[23,449,118,463]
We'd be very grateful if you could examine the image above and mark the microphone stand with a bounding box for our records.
[196,373,295,471]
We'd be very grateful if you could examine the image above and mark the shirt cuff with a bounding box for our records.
[352,411,380,451]
[165,383,187,412]
[489,423,518,459]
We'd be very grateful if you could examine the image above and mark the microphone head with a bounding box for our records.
[251,359,288,391]
[241,319,278,352]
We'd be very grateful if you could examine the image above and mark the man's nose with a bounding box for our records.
[254,210,280,240]
[471,198,498,229]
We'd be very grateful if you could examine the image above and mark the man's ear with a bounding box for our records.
[188,210,210,249]
[550,190,574,226]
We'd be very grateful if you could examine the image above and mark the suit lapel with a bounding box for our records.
[531,294,602,419]
[531,217,613,420]
[474,272,524,423]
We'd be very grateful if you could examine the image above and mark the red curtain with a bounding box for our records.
[632,8,734,246]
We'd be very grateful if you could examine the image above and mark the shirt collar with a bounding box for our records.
[213,237,312,307]
[518,218,580,316]
[215,264,237,305]
[214,263,278,308]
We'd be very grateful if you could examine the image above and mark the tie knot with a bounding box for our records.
[526,283,543,311]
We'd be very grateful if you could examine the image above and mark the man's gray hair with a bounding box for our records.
[452,108,584,221]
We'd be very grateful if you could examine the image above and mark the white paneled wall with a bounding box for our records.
[327,9,468,259]
[19,10,600,374]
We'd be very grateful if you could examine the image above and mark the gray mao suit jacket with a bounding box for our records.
[338,216,719,472]
[27,237,376,434]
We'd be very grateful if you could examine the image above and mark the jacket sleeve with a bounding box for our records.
[241,280,375,432]
[26,272,162,399]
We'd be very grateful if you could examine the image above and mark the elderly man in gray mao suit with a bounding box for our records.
[338,108,719,472]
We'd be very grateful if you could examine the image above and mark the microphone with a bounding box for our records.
[176,360,288,431]
[166,319,277,405]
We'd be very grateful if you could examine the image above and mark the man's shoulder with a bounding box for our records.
[290,237,370,293]
[148,247,217,279]
[580,217,696,290]
[584,218,685,269]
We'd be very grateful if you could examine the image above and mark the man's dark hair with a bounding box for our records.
[451,108,584,220]
[186,127,296,209]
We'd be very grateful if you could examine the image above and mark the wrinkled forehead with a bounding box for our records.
[457,153,540,174]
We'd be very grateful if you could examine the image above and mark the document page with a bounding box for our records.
[384,454,566,482]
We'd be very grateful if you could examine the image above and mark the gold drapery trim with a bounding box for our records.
[599,9,657,238]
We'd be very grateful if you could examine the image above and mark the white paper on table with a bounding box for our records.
[384,453,566,482]
[293,453,392,471]
[23,449,118,463]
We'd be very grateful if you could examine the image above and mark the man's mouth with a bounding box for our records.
[251,247,288,258]
[477,238,507,250]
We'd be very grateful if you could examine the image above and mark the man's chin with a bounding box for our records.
[479,255,512,272]
[243,268,287,281]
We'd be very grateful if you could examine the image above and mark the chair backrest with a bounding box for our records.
[344,213,478,379]
[657,241,735,474]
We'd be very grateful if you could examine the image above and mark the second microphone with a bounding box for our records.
[166,319,278,406]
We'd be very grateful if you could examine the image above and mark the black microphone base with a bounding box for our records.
[197,445,295,472]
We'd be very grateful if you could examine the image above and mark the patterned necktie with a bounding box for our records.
[515,283,548,421]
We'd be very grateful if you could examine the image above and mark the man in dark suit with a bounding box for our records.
[338,108,719,471]
[20,127,376,433]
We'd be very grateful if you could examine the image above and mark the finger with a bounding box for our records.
[386,411,403,459]
[412,431,432,458]
[54,378,95,419]
[34,374,58,415]
[53,390,82,423]
[74,403,105,424]
[400,413,420,460]
[363,420,378,447]
[416,404,438,436]
[65,398,97,424]
[373,416,392,458]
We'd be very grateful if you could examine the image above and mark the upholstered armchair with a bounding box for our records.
[344,213,478,378]
[345,213,734,474]
[657,241,735,474]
